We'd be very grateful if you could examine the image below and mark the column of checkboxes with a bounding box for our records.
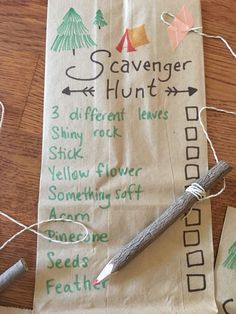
[184,106,206,293]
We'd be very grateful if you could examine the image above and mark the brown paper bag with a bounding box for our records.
[33,0,217,313]
[0,306,31,314]
[215,207,236,314]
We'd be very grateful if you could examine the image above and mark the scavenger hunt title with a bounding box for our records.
[64,49,192,99]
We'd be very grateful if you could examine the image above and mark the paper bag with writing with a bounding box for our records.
[33,0,217,313]
[0,306,31,314]
[215,207,236,314]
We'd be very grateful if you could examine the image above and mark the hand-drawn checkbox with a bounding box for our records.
[185,164,200,180]
[185,208,201,226]
[186,250,204,267]
[185,106,199,121]
[186,146,200,160]
[185,127,198,141]
[183,230,200,247]
[187,274,206,292]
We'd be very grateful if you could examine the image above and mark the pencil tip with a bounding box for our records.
[95,262,114,284]
[92,279,99,286]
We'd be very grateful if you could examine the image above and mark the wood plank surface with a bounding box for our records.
[0,0,235,310]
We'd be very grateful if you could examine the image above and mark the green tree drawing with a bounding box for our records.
[223,241,236,270]
[51,8,96,56]
[93,9,108,30]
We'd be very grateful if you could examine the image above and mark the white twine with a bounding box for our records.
[186,183,206,201]
[160,12,236,59]
[160,12,175,25]
[184,106,236,222]
[1,107,235,243]
[199,106,236,163]
[160,11,236,203]
[0,210,89,250]
[0,100,89,249]
[0,101,5,128]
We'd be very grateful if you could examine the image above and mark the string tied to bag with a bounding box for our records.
[0,210,89,251]
[183,106,236,219]
[160,8,236,58]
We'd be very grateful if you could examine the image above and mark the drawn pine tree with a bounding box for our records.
[223,241,236,270]
[93,9,108,29]
[51,8,96,56]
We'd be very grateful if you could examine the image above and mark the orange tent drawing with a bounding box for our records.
[116,24,150,53]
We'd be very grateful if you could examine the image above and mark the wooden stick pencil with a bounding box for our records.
[0,259,28,293]
[93,160,232,285]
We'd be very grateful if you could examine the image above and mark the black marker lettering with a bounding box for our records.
[110,61,119,73]
[65,49,111,81]
[223,299,234,314]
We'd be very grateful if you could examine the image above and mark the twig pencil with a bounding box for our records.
[93,160,232,285]
[0,259,28,293]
